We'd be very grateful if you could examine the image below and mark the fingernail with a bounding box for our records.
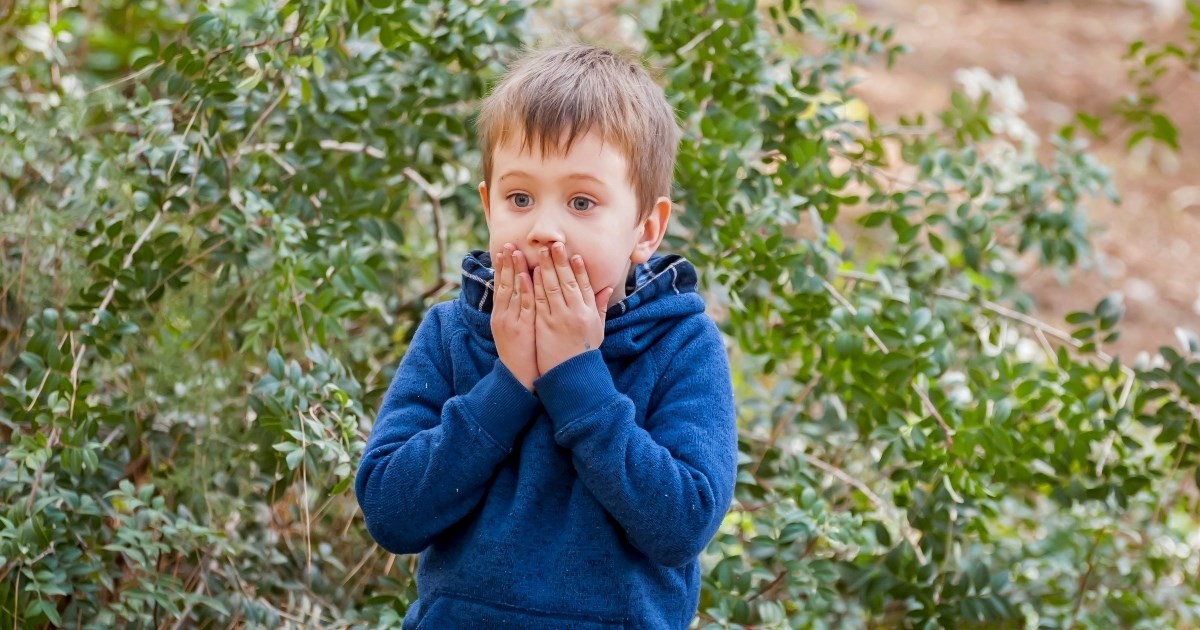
[540,247,548,257]
[572,255,582,265]
[553,242,564,251]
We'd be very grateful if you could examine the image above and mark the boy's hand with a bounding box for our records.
[491,244,538,391]
[532,243,615,374]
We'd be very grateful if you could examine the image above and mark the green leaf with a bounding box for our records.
[19,351,46,371]
[187,13,217,38]
[1065,311,1093,325]
[906,307,932,334]
[286,447,304,470]
[28,600,62,626]
[268,350,285,379]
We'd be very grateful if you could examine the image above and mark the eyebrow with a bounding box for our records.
[498,170,609,188]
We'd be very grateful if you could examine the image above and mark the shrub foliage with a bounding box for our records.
[2,0,1199,627]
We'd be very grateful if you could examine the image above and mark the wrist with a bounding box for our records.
[499,357,536,392]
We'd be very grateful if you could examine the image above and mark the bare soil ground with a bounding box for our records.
[849,0,1200,357]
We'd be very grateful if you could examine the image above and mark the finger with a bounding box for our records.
[538,246,564,310]
[551,243,584,308]
[532,265,550,315]
[492,250,509,315]
[569,254,596,311]
[517,266,535,321]
[505,246,520,308]
[511,248,529,311]
[511,246,530,274]
[598,287,614,324]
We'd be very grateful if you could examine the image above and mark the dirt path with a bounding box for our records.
[851,0,1200,357]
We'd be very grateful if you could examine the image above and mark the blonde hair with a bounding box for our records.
[474,40,679,222]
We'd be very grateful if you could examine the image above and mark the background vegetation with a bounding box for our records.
[2,0,1199,627]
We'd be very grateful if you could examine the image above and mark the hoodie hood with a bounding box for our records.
[456,250,705,359]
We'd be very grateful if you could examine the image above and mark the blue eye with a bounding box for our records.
[570,197,594,212]
[509,193,533,208]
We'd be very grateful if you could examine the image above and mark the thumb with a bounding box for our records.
[597,287,614,323]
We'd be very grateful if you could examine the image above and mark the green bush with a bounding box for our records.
[2,0,1199,627]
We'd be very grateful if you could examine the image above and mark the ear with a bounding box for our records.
[631,196,672,265]
[478,181,491,224]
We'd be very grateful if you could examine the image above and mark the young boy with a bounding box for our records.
[355,41,738,629]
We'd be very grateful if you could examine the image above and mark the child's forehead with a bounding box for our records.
[493,148,634,193]
[494,128,630,164]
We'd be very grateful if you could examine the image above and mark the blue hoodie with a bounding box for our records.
[355,251,738,629]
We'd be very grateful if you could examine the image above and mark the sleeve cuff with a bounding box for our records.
[534,350,619,431]
[460,359,540,451]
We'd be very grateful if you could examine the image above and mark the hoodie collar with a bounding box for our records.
[456,250,706,358]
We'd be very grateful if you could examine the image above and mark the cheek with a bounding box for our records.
[486,225,519,251]
[581,258,623,292]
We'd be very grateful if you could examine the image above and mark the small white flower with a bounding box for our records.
[18,24,54,57]
[60,74,85,99]
[1015,338,1041,363]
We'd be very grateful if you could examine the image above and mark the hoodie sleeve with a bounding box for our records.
[355,305,539,555]
[533,315,738,568]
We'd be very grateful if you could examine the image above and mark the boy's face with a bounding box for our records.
[479,131,670,307]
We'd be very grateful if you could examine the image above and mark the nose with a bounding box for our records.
[525,209,564,252]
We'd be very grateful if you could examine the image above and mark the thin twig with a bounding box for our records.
[402,167,447,287]
[746,570,788,603]
[204,34,301,71]
[288,271,312,350]
[297,407,313,584]
[190,282,246,350]
[1071,535,1100,626]
[936,286,1130,373]
[751,379,818,480]
[1,195,37,358]
[235,76,292,160]
[48,2,60,89]
[805,454,927,564]
[1151,447,1188,527]
[913,383,955,449]
[383,555,396,577]
[167,578,206,630]
[835,270,1137,381]
[141,236,232,304]
[1095,373,1137,476]
[820,278,888,353]
[746,537,818,603]
[339,548,379,590]
[165,101,204,187]
[320,140,385,158]
[1035,327,1058,367]
[0,546,53,586]
[678,19,724,56]
[86,61,164,95]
